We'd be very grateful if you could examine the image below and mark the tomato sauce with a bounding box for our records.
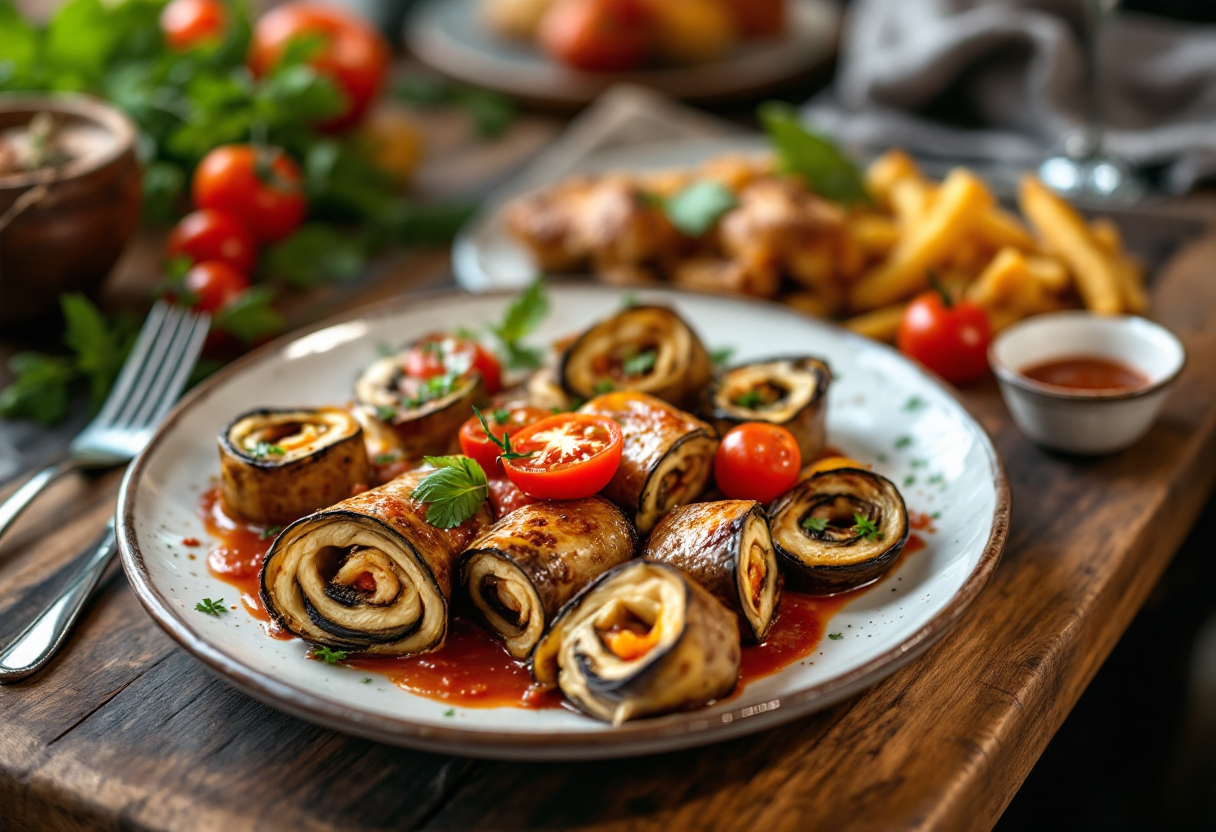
[1020,356,1147,392]
[198,486,930,710]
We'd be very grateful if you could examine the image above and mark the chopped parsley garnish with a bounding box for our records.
[376,341,397,358]
[910,459,928,469]
[928,472,945,485]
[443,708,456,717]
[710,347,735,367]
[403,373,456,409]
[490,277,548,370]
[311,646,349,664]
[828,633,844,641]
[802,516,828,532]
[362,677,373,684]
[594,379,615,394]
[851,514,882,541]
[903,475,916,487]
[931,511,941,520]
[376,405,398,422]
[734,389,766,409]
[620,292,640,308]
[622,350,657,377]
[904,396,925,411]
[473,406,532,462]
[410,455,489,528]
[894,435,912,449]
[374,451,402,465]
[250,441,286,458]
[491,408,511,425]
[259,525,283,541]
[195,598,227,617]
[662,180,738,236]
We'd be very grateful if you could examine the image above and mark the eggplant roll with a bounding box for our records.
[706,357,831,463]
[579,391,718,535]
[533,561,740,725]
[643,501,780,642]
[559,305,712,409]
[260,468,492,655]
[355,348,485,460]
[768,468,909,594]
[460,497,637,659]
[219,407,369,526]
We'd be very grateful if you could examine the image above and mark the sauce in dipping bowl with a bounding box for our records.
[989,312,1185,454]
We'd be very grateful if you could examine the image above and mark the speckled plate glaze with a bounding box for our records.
[117,286,1009,761]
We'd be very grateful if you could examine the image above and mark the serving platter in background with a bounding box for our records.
[406,0,840,108]
[116,285,1008,760]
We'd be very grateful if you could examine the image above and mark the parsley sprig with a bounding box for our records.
[251,441,286,458]
[622,350,657,377]
[310,646,349,664]
[259,525,283,541]
[410,456,489,528]
[195,598,227,617]
[734,389,766,409]
[489,278,549,370]
[851,514,883,541]
[473,406,533,462]
[802,516,829,532]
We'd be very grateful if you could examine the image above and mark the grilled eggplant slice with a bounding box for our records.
[260,468,492,656]
[768,468,909,594]
[559,305,712,409]
[219,407,369,526]
[579,391,718,535]
[643,500,780,642]
[532,561,740,725]
[460,497,637,659]
[706,357,830,463]
[355,344,485,460]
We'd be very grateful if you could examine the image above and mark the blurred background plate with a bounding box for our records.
[406,0,840,108]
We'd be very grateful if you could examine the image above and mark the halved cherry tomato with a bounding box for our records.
[897,287,991,385]
[181,261,250,314]
[161,0,227,51]
[714,423,801,504]
[166,209,258,274]
[192,145,306,243]
[487,476,539,519]
[404,335,503,394]
[250,2,390,131]
[458,406,550,474]
[503,413,623,500]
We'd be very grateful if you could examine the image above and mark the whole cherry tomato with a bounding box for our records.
[192,145,306,243]
[897,287,992,385]
[166,209,258,274]
[161,0,227,51]
[404,335,504,395]
[539,0,651,72]
[250,2,390,131]
[182,261,250,314]
[459,406,550,474]
[714,423,801,504]
[503,413,624,500]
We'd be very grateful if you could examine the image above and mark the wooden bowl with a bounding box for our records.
[0,94,142,326]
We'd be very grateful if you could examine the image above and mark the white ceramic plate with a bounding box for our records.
[407,0,839,108]
[118,285,1008,760]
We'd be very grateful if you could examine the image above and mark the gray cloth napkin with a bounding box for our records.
[805,0,1216,192]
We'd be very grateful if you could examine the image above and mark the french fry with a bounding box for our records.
[851,169,993,311]
[966,247,1030,308]
[1024,255,1070,292]
[1019,175,1123,314]
[849,214,901,258]
[836,228,867,280]
[1089,217,1147,312]
[1090,217,1123,252]
[786,239,836,290]
[782,290,838,319]
[890,177,934,228]
[865,150,923,209]
[975,206,1036,251]
[845,304,907,343]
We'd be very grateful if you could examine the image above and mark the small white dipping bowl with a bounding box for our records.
[989,311,1186,455]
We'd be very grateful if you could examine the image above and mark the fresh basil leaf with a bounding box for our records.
[263,224,367,288]
[0,352,75,425]
[61,293,135,410]
[663,180,737,237]
[213,286,285,344]
[758,101,870,206]
[411,456,489,528]
[490,277,548,369]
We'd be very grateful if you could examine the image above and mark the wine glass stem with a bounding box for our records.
[1080,0,1113,160]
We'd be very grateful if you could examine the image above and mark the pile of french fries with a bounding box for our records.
[842,150,1147,341]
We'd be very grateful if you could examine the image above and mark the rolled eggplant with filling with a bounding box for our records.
[643,501,780,642]
[355,337,486,460]
[579,391,718,535]
[460,497,637,659]
[768,468,909,594]
[260,467,492,655]
[532,561,740,725]
[705,357,831,462]
[559,305,712,409]
[219,407,369,526]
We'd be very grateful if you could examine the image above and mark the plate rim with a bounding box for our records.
[116,284,1011,760]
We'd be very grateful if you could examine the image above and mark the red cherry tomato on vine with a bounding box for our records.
[250,2,390,131]
[540,0,650,72]
[404,335,503,395]
[503,413,623,500]
[897,288,992,385]
[714,423,801,504]
[161,0,227,51]
[166,209,258,274]
[192,145,306,244]
[458,406,550,474]
[182,261,250,314]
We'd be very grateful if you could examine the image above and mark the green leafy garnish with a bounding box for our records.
[894,436,912,449]
[259,525,283,541]
[213,287,285,345]
[410,455,489,528]
[593,379,615,394]
[802,516,829,532]
[443,707,456,717]
[661,180,738,237]
[620,292,640,309]
[928,472,945,485]
[903,475,916,487]
[362,677,373,684]
[828,633,844,641]
[489,277,549,370]
[195,598,227,617]
[622,350,657,377]
[491,408,511,425]
[61,293,138,409]
[734,389,766,409]
[376,405,398,423]
[0,353,76,426]
[311,646,349,664]
[851,514,882,541]
[473,406,532,462]
[758,101,870,206]
[373,451,402,465]
[710,347,735,367]
[262,224,366,288]
[904,396,925,411]
[403,374,456,409]
[251,442,286,458]
[395,76,517,139]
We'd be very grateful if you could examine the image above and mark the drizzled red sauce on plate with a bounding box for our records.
[199,487,929,709]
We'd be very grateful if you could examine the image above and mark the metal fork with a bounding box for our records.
[0,301,209,682]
